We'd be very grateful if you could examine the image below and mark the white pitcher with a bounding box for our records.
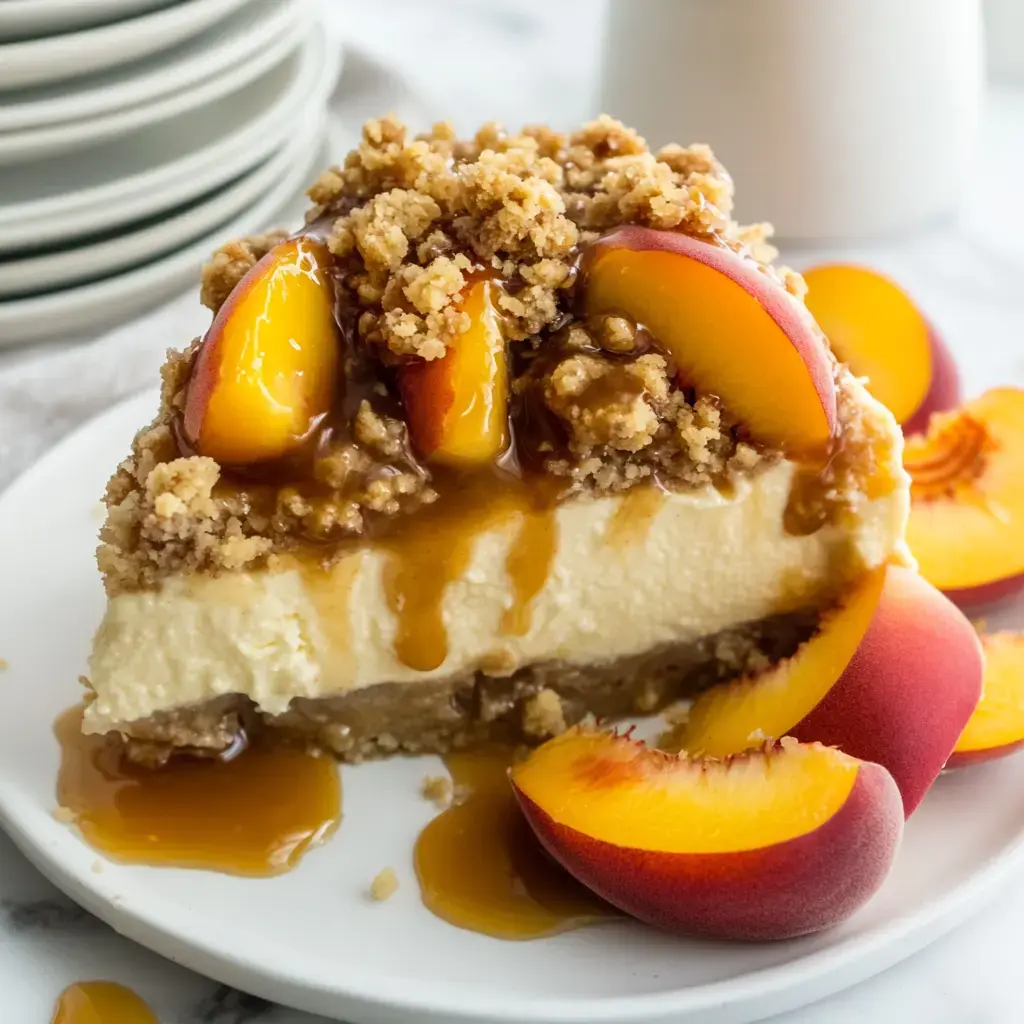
[599,0,984,242]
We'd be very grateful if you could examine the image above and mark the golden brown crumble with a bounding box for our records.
[96,114,872,593]
[521,688,567,739]
[368,867,399,901]
[421,774,454,810]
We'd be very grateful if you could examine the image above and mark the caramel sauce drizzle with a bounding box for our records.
[605,483,666,548]
[55,707,340,876]
[51,982,157,1024]
[414,748,614,939]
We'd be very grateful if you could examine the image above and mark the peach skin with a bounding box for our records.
[803,264,960,433]
[949,632,1024,768]
[676,565,983,816]
[511,729,903,941]
[905,388,1024,608]
[400,278,509,466]
[584,227,836,454]
[184,236,338,465]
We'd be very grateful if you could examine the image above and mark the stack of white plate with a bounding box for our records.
[0,0,341,346]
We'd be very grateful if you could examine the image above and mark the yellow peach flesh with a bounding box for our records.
[512,730,857,853]
[680,566,886,759]
[400,279,509,466]
[803,264,933,425]
[953,633,1024,759]
[906,388,1024,594]
[185,237,338,465]
[584,235,835,453]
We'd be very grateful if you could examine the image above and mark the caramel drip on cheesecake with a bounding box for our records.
[605,483,666,549]
[52,982,157,1024]
[414,748,614,939]
[54,707,340,876]
[380,473,562,671]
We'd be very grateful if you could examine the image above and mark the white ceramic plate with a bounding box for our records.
[0,0,307,137]
[0,115,324,300]
[0,0,252,89]
[0,30,337,253]
[0,119,328,346]
[0,0,174,42]
[0,396,1023,1024]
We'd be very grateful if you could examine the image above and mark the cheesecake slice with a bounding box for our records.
[85,116,910,763]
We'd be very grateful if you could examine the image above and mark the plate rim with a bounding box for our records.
[1,390,1023,1024]
[0,0,253,90]
[0,0,173,37]
[0,115,323,299]
[0,115,329,345]
[0,29,336,250]
[0,0,306,134]
[0,0,312,168]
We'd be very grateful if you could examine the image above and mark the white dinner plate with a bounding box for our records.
[0,394,1023,1024]
[0,0,307,135]
[0,116,324,300]
[0,30,338,253]
[0,0,310,168]
[0,119,328,345]
[0,0,253,90]
[0,0,174,43]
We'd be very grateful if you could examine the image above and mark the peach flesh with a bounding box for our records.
[803,264,960,431]
[679,565,983,816]
[949,633,1024,768]
[399,279,509,466]
[905,388,1024,606]
[184,236,338,465]
[585,226,837,454]
[511,730,903,941]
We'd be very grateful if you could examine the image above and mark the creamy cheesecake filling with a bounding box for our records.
[85,448,910,736]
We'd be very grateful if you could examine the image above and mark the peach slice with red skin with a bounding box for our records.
[399,278,509,467]
[905,388,1024,608]
[184,236,338,465]
[677,564,983,816]
[584,226,837,454]
[511,729,903,941]
[949,633,1024,768]
[803,264,960,433]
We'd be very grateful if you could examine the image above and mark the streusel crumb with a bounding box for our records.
[522,688,567,739]
[369,867,399,901]
[421,775,454,810]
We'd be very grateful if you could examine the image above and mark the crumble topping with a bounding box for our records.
[97,114,876,594]
[421,775,455,810]
[368,867,399,901]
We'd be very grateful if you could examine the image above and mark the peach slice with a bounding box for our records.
[584,226,836,453]
[511,729,903,941]
[677,565,983,816]
[399,278,509,466]
[905,388,1024,607]
[949,633,1024,767]
[183,236,338,465]
[803,264,960,432]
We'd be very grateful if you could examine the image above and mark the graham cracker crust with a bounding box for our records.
[119,609,817,766]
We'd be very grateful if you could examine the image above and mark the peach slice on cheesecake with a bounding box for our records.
[584,227,837,454]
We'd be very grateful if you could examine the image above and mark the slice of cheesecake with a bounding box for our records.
[85,116,910,763]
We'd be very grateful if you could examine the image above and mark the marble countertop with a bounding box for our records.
[3,2,1024,1021]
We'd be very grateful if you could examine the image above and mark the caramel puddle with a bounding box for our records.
[414,748,615,939]
[55,707,340,876]
[52,982,157,1024]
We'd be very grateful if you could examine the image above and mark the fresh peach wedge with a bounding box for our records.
[803,264,960,434]
[676,565,983,816]
[949,633,1024,767]
[905,388,1024,608]
[511,729,903,941]
[399,278,509,466]
[184,236,338,465]
[584,226,836,454]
